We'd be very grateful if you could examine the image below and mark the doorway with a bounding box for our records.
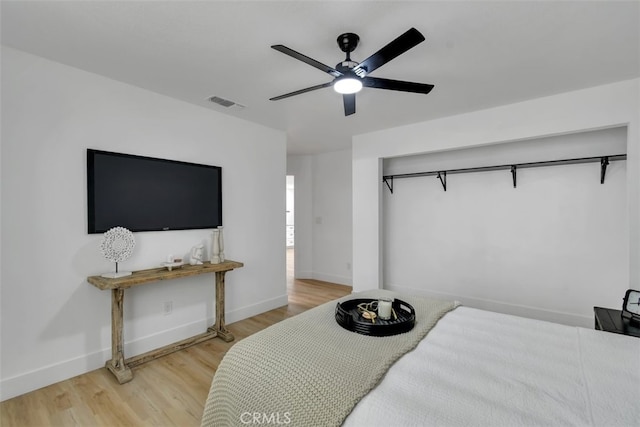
[286,175,295,284]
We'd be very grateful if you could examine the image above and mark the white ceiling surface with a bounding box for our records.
[1,1,638,155]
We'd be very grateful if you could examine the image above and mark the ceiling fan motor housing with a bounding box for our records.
[336,60,359,74]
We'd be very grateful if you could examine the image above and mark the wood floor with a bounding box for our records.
[0,253,351,426]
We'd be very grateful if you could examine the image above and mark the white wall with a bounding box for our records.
[353,79,639,326]
[287,150,353,286]
[311,150,352,285]
[0,47,287,400]
[287,155,313,278]
[383,128,628,326]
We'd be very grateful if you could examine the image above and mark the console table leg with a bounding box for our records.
[106,288,133,384]
[207,271,235,342]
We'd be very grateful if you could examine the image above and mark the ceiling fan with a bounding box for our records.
[269,27,434,116]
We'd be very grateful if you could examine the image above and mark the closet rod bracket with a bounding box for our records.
[437,171,447,191]
[383,176,394,194]
[600,156,609,184]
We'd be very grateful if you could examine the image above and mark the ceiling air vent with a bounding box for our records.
[208,96,236,108]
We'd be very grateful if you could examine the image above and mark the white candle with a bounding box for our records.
[378,298,393,320]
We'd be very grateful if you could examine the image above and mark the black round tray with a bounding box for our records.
[335,298,415,336]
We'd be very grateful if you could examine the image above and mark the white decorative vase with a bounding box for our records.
[218,226,225,262]
[211,229,221,264]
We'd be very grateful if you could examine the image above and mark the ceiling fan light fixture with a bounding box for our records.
[333,77,363,94]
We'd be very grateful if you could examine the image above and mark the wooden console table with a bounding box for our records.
[87,260,244,384]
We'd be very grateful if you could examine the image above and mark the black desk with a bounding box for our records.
[594,307,640,338]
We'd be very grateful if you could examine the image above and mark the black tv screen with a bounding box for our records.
[87,149,222,233]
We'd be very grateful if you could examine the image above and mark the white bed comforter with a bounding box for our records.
[344,307,640,427]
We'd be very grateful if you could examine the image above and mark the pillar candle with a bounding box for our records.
[378,298,392,320]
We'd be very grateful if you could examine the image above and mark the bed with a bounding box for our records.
[201,290,639,427]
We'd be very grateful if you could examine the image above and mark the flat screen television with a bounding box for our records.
[87,149,222,234]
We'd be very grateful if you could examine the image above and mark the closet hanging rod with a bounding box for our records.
[382,154,626,193]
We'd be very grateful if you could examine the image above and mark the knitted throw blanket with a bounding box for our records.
[201,290,457,427]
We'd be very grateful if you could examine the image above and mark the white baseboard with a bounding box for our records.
[386,284,592,328]
[226,293,289,324]
[0,293,288,402]
[295,270,313,279]
[292,271,352,286]
[0,346,110,402]
[311,272,352,287]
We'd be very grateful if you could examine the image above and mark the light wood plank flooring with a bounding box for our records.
[1,252,351,426]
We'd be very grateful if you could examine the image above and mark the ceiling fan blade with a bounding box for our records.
[353,28,425,77]
[270,82,333,101]
[343,94,356,116]
[362,76,434,94]
[271,45,342,77]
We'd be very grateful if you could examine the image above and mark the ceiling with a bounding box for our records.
[1,1,638,155]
